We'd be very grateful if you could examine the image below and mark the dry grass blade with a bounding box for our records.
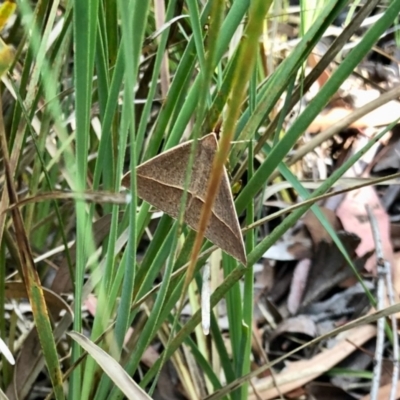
[0,387,10,400]
[0,337,14,366]
[0,98,65,399]
[5,282,73,316]
[68,332,153,400]
[3,190,131,213]
[2,283,73,398]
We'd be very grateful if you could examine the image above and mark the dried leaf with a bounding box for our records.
[262,228,312,261]
[303,207,342,246]
[299,231,365,311]
[360,380,400,400]
[269,315,319,352]
[287,258,312,315]
[5,285,73,399]
[0,107,65,400]
[336,186,394,273]
[306,382,358,400]
[123,133,246,264]
[249,325,377,400]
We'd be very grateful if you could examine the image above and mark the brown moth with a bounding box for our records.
[122,133,246,265]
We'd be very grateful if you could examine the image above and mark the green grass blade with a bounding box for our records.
[71,0,100,397]
[235,0,400,214]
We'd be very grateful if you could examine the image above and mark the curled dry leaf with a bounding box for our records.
[122,133,246,264]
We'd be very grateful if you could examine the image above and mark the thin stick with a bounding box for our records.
[366,205,388,400]
[384,257,399,400]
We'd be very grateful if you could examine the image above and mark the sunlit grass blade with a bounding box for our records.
[72,0,100,398]
[69,332,152,400]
